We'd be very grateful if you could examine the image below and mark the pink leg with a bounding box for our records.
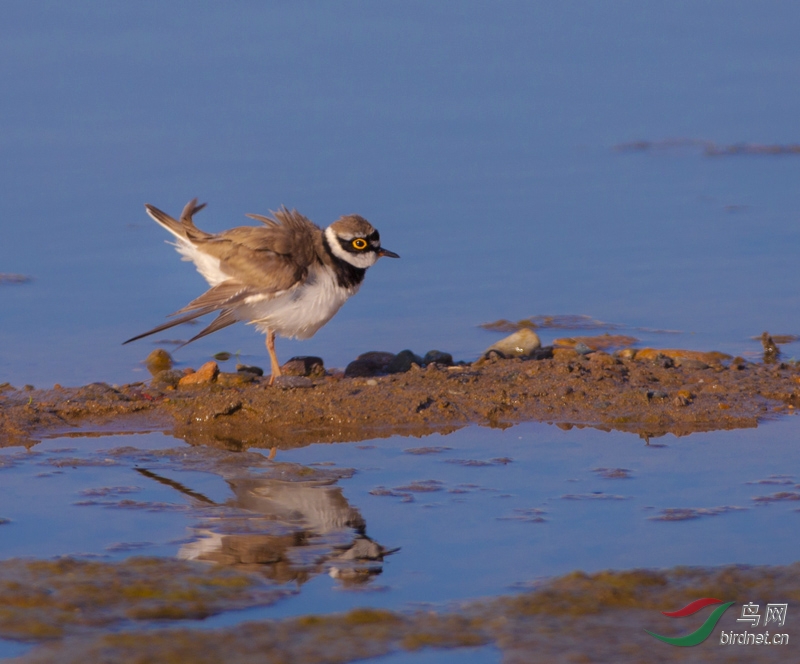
[266,330,281,385]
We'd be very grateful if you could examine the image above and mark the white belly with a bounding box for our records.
[240,265,358,340]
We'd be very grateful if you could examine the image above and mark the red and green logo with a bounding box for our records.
[646,598,735,646]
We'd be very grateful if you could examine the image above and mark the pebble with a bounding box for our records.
[151,369,184,389]
[273,375,314,389]
[345,349,432,377]
[145,349,173,375]
[588,351,618,366]
[387,350,424,374]
[281,356,325,378]
[486,329,541,358]
[675,358,709,371]
[528,346,554,360]
[358,351,396,366]
[423,350,453,366]
[217,372,257,387]
[345,352,396,378]
[730,357,747,371]
[178,361,219,387]
[552,348,580,361]
[236,363,264,377]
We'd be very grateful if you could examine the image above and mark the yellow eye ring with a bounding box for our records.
[352,238,367,250]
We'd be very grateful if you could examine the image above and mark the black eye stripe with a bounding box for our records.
[337,236,377,253]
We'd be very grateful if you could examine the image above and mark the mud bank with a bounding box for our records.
[9,558,798,663]
[1,349,798,449]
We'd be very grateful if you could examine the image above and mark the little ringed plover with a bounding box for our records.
[124,199,399,383]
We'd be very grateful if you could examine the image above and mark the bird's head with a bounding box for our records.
[325,215,399,269]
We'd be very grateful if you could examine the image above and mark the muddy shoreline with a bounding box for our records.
[2,347,798,449]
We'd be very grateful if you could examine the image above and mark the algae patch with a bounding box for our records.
[0,557,287,641]
[13,562,800,663]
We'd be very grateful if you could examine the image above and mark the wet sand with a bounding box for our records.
[2,348,798,449]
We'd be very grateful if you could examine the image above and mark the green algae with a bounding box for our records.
[0,557,286,641]
[9,561,799,663]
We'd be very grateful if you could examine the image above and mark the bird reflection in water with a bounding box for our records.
[137,467,397,587]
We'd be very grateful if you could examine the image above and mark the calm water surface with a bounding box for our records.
[2,418,799,621]
[1,2,799,388]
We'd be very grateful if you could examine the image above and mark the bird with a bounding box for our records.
[124,199,399,383]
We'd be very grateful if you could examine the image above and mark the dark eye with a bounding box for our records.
[352,238,367,250]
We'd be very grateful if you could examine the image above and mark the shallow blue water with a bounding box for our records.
[1,2,799,388]
[2,417,799,632]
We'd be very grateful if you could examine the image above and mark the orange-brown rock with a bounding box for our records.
[634,348,732,364]
[552,348,581,361]
[178,362,219,387]
[554,334,638,351]
[588,351,618,366]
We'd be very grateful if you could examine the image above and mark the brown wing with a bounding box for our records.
[170,281,251,317]
[190,207,320,291]
[122,282,249,345]
[124,205,320,347]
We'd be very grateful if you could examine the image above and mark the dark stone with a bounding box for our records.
[423,350,453,366]
[345,359,380,377]
[236,363,264,377]
[387,350,424,374]
[730,357,747,370]
[345,352,396,377]
[528,346,554,360]
[281,356,325,377]
[357,352,396,369]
